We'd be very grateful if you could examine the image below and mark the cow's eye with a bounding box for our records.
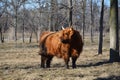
[65,33,69,35]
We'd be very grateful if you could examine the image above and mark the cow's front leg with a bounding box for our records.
[64,55,70,69]
[72,57,77,68]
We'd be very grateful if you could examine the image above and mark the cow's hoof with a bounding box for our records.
[72,65,76,69]
[41,65,45,68]
[65,65,69,69]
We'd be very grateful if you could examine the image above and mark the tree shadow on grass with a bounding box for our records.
[95,75,120,80]
[77,60,113,68]
[51,60,112,69]
[1,59,118,70]
[0,63,41,70]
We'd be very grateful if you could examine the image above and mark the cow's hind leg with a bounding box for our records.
[41,55,47,68]
[72,57,77,68]
[39,44,47,56]
[46,56,53,68]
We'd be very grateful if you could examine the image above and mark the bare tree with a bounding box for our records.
[68,0,73,26]
[22,2,25,43]
[10,0,27,41]
[98,0,104,54]
[0,0,8,43]
[25,9,41,43]
[50,0,58,31]
[90,0,94,43]
[0,0,111,44]
[109,0,120,62]
[0,0,5,43]
[82,0,86,40]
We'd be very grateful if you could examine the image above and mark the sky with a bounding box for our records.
[24,0,111,9]
[104,0,110,6]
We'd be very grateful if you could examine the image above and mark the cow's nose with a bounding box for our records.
[61,39,69,43]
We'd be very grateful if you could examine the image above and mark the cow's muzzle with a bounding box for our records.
[61,39,70,43]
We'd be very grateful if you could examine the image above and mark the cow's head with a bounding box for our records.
[60,27,75,43]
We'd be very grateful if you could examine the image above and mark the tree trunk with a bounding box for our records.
[82,0,86,40]
[22,3,25,43]
[22,19,25,43]
[35,32,38,43]
[90,0,94,43]
[29,32,33,43]
[68,0,73,26]
[0,28,2,43]
[50,0,58,31]
[98,0,104,54]
[15,8,18,41]
[109,0,120,62]
[0,28,4,43]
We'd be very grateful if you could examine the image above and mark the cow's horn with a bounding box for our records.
[62,26,65,30]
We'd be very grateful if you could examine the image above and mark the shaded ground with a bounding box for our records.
[0,41,120,80]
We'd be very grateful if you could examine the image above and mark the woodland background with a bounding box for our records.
[0,0,120,43]
[0,0,120,80]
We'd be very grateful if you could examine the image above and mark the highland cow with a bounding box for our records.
[39,27,83,68]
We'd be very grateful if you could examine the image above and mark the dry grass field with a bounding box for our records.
[0,36,120,80]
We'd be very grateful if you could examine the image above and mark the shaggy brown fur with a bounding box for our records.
[39,27,83,68]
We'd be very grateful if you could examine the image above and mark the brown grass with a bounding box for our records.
[0,38,120,80]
